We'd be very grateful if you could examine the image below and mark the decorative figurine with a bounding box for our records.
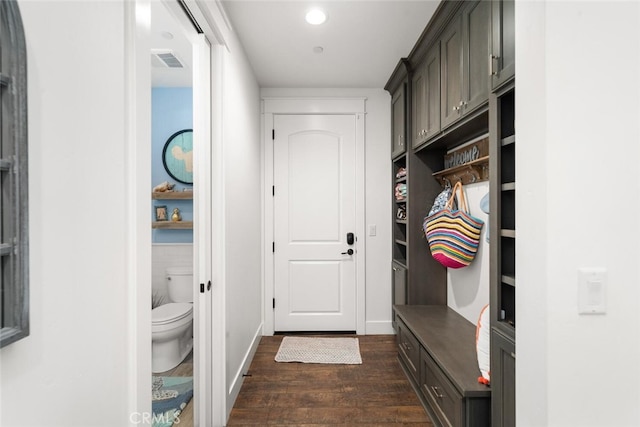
[171,208,182,222]
[153,181,175,193]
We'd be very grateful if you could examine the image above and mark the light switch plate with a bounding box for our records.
[578,268,607,314]
[368,224,377,237]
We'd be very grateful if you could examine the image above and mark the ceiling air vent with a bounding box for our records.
[151,50,184,68]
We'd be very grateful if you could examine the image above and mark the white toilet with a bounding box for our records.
[152,267,193,373]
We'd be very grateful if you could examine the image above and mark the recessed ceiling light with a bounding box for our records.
[313,46,324,54]
[305,9,327,25]
[161,31,174,40]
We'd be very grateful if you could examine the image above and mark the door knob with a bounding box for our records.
[341,249,354,255]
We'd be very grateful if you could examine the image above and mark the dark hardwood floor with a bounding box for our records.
[227,334,433,426]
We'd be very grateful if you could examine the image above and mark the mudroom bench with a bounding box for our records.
[394,305,491,427]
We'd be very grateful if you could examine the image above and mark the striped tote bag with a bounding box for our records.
[423,181,484,269]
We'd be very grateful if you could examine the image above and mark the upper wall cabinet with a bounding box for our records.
[442,1,492,130]
[463,0,491,112]
[386,59,410,158]
[491,0,515,90]
[412,1,492,150]
[440,14,464,129]
[412,43,441,148]
[391,84,407,158]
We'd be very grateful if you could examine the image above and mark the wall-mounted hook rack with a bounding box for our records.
[432,156,490,187]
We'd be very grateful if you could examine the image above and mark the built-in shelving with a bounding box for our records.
[490,79,516,427]
[152,190,193,230]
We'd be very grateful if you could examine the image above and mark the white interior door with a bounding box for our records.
[273,114,357,331]
[192,32,213,427]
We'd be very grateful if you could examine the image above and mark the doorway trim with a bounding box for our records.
[127,1,226,425]
[262,97,367,335]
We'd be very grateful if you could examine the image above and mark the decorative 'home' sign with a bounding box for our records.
[444,138,489,169]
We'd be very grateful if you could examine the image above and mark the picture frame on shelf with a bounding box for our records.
[155,205,168,221]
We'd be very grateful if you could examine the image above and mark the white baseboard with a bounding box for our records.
[226,323,263,419]
[365,320,395,335]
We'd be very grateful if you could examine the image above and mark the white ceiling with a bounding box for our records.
[151,1,193,87]
[221,0,440,88]
[150,1,440,89]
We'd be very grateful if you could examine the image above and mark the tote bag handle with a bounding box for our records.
[445,181,469,212]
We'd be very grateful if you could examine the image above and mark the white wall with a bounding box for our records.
[518,2,640,426]
[0,2,136,426]
[219,27,263,417]
[259,88,393,334]
[446,181,490,324]
[152,244,193,301]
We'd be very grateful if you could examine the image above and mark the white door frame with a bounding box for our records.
[127,1,227,426]
[125,1,153,423]
[262,98,367,336]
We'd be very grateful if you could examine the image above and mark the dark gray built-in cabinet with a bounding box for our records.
[386,1,516,426]
[489,0,515,423]
[412,44,441,148]
[491,0,515,90]
[391,61,408,159]
[463,0,492,113]
[387,60,409,324]
[440,13,463,129]
[489,82,515,427]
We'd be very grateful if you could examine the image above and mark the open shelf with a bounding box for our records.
[501,135,515,146]
[501,274,516,287]
[152,191,193,200]
[500,229,515,238]
[152,221,193,229]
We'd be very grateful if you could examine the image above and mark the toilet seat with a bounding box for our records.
[152,303,192,325]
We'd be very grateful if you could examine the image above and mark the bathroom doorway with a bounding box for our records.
[149,1,216,425]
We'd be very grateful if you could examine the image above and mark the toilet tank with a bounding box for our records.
[166,267,193,303]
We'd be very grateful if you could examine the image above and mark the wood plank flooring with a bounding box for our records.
[227,334,433,426]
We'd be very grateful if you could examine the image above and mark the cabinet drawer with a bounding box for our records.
[397,317,420,382]
[420,348,463,427]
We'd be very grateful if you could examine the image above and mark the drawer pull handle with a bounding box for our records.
[431,385,444,399]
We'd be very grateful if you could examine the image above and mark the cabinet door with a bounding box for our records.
[392,263,407,306]
[391,84,407,157]
[463,0,491,114]
[440,14,464,129]
[491,328,516,427]
[491,0,515,90]
[397,318,420,383]
[412,63,427,148]
[424,42,441,140]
